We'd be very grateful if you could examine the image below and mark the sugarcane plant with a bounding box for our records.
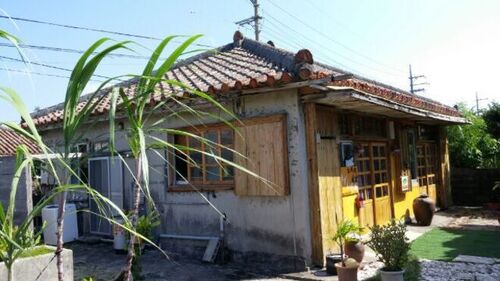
[0,28,138,280]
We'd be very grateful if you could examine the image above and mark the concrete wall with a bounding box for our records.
[38,89,313,266]
[0,246,72,281]
[0,156,32,225]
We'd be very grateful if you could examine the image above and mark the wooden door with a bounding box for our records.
[372,143,392,225]
[317,138,343,254]
[356,142,392,226]
[356,143,375,228]
[417,143,438,203]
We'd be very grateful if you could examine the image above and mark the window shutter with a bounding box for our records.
[234,115,289,196]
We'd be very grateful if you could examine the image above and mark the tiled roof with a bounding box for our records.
[30,31,461,127]
[0,127,40,156]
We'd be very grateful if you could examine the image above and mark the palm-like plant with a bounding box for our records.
[1,31,135,280]
[331,219,362,267]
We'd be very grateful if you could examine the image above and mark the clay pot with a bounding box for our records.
[335,262,358,281]
[326,254,344,275]
[344,241,365,263]
[413,194,436,226]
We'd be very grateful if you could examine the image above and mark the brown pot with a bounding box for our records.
[335,263,358,281]
[413,194,436,226]
[344,241,365,263]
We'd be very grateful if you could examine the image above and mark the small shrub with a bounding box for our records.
[366,219,410,271]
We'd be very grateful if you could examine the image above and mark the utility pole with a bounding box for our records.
[235,0,262,41]
[409,64,427,94]
[475,92,488,114]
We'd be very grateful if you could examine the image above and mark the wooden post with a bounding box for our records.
[304,102,323,266]
[437,127,452,208]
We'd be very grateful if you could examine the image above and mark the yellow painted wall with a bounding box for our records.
[392,181,421,220]
[342,192,359,221]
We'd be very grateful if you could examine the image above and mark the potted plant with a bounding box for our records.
[366,219,410,281]
[330,219,362,280]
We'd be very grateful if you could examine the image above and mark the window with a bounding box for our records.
[417,143,437,187]
[340,141,354,167]
[173,126,234,186]
[338,113,387,138]
[170,115,289,195]
[401,128,418,180]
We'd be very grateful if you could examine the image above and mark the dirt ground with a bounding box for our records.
[69,207,499,281]
[68,241,289,281]
[444,206,499,231]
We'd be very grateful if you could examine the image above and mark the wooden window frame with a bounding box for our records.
[167,114,288,193]
[168,122,235,192]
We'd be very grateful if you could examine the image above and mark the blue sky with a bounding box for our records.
[1,0,499,122]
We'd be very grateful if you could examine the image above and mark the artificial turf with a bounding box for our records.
[410,228,500,261]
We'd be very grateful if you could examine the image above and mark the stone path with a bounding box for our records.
[419,257,500,281]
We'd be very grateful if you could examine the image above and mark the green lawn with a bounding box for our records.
[410,228,500,261]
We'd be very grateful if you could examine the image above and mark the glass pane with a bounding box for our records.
[363,145,369,157]
[376,186,382,197]
[382,186,388,196]
[375,173,381,184]
[366,188,373,199]
[190,136,201,148]
[381,160,386,170]
[220,129,233,145]
[380,146,385,156]
[191,151,202,164]
[373,146,379,157]
[374,160,380,170]
[364,160,370,171]
[205,130,218,142]
[205,151,218,164]
[381,173,387,183]
[190,167,203,181]
[206,166,220,181]
[221,148,233,162]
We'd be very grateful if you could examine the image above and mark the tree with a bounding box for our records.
[483,102,500,139]
[448,103,500,168]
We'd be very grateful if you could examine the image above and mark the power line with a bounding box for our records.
[0,55,112,80]
[0,42,155,60]
[263,11,401,77]
[0,15,213,48]
[265,0,406,74]
[0,67,102,81]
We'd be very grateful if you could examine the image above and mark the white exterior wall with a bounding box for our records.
[39,89,312,264]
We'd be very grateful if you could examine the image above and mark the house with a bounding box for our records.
[0,126,39,224]
[28,31,467,268]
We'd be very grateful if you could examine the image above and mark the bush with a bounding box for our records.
[366,220,410,271]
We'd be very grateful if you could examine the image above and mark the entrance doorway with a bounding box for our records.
[356,142,392,226]
[88,157,124,235]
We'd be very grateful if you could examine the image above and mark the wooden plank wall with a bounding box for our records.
[234,115,289,196]
[304,103,324,265]
[316,106,343,256]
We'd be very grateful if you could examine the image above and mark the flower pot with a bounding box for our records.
[326,254,344,275]
[379,268,404,281]
[413,194,435,226]
[344,241,365,263]
[335,262,358,281]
